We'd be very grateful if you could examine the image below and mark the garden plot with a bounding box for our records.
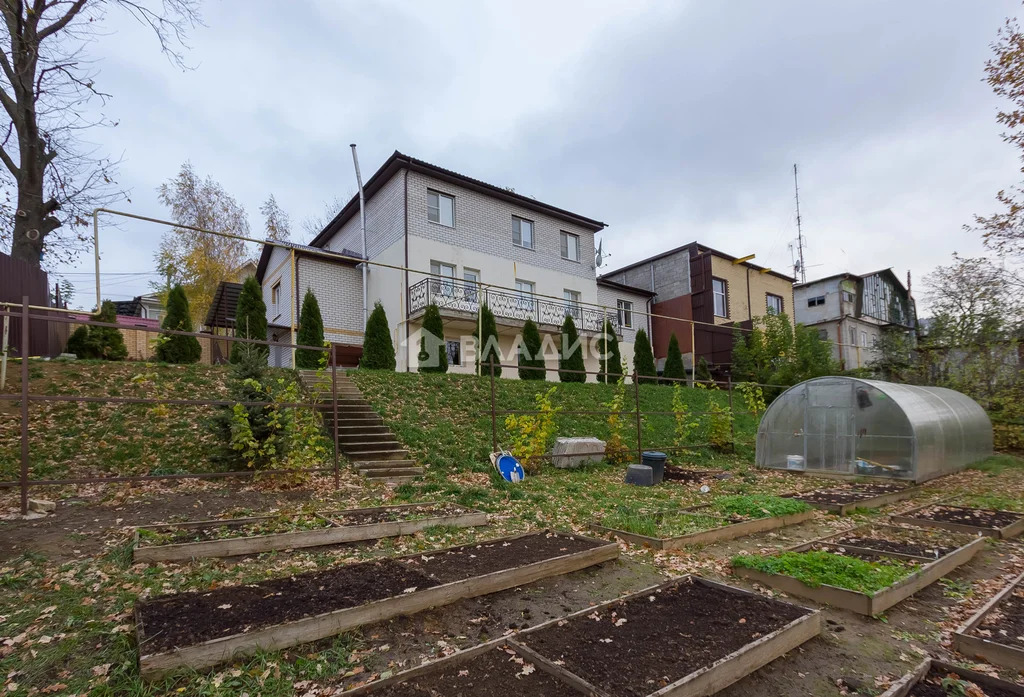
[731,528,985,616]
[891,500,1024,539]
[591,495,814,550]
[348,576,819,697]
[783,482,921,515]
[952,569,1024,671]
[135,530,617,678]
[133,503,487,563]
[879,658,1024,697]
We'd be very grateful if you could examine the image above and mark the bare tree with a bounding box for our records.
[154,162,248,326]
[301,194,349,239]
[1,0,201,267]
[259,193,290,241]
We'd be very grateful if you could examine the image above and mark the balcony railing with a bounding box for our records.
[408,278,619,334]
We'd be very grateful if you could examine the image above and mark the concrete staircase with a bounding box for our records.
[298,371,424,483]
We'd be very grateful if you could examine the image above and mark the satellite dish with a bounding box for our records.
[595,239,605,268]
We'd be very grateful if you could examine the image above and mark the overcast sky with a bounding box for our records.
[49,0,1021,311]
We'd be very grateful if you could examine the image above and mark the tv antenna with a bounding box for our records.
[793,164,807,283]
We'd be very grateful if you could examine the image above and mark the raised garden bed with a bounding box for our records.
[591,495,814,551]
[783,483,921,515]
[344,576,820,697]
[795,523,970,562]
[731,530,985,616]
[135,530,617,678]
[891,501,1024,539]
[952,569,1024,672]
[662,466,725,484]
[133,503,488,563]
[879,658,1024,697]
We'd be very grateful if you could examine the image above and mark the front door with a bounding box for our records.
[804,381,856,472]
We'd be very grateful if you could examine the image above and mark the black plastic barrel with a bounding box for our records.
[642,451,668,484]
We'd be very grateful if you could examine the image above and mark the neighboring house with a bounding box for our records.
[257,150,654,378]
[602,243,795,375]
[113,292,165,323]
[230,259,258,283]
[793,269,916,370]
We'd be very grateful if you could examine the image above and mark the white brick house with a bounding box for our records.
[258,151,654,378]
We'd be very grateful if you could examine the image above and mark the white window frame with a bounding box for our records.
[430,261,456,298]
[463,268,480,303]
[515,279,536,313]
[563,289,581,318]
[560,231,580,262]
[617,299,633,328]
[427,190,455,227]
[766,293,783,315]
[712,278,728,318]
[849,327,857,347]
[861,331,868,347]
[512,216,534,250]
[807,295,825,307]
[271,280,281,306]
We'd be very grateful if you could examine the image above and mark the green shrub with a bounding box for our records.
[732,551,916,595]
[360,301,396,370]
[418,303,448,374]
[156,285,202,364]
[558,314,585,383]
[295,288,325,369]
[597,319,623,383]
[476,303,501,377]
[662,333,685,382]
[518,318,545,380]
[231,276,267,364]
[633,328,657,384]
[65,300,128,360]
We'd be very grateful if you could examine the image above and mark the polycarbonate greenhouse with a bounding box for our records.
[756,377,993,482]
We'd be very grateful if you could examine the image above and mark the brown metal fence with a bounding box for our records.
[0,253,68,357]
[0,298,344,515]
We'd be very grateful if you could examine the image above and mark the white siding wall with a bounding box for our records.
[262,246,294,368]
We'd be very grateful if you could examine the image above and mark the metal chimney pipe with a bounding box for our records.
[350,144,368,327]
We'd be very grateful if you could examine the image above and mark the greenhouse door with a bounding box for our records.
[804,383,856,473]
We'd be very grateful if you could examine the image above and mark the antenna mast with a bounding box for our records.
[793,164,807,283]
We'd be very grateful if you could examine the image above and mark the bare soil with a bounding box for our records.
[137,559,438,653]
[403,532,603,584]
[845,483,909,495]
[517,579,810,697]
[909,668,1020,697]
[910,505,1023,530]
[369,645,585,697]
[974,587,1024,650]
[790,489,877,505]
[831,535,955,559]
[330,503,472,526]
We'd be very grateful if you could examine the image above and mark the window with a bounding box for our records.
[427,190,455,227]
[463,269,480,303]
[512,216,534,249]
[515,279,535,312]
[617,299,633,328]
[430,261,456,297]
[563,289,581,318]
[766,293,783,315]
[807,295,825,307]
[818,329,828,340]
[271,281,281,306]
[849,327,857,347]
[841,290,855,303]
[712,278,728,318]
[445,340,461,367]
[861,331,868,347]
[560,231,580,262]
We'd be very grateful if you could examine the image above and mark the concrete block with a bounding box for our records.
[28,499,55,514]
[551,437,606,469]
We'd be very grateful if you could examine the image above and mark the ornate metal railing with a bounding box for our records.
[408,278,619,334]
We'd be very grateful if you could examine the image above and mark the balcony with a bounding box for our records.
[408,278,619,335]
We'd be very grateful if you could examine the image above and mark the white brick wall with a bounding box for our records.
[596,284,650,344]
[324,171,406,259]
[296,256,364,345]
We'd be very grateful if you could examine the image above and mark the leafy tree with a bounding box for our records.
[633,328,657,384]
[518,318,545,380]
[597,320,623,383]
[232,276,268,364]
[154,163,250,326]
[295,288,326,370]
[732,312,837,395]
[475,303,501,377]
[558,314,586,382]
[65,300,127,360]
[2,1,199,267]
[662,333,685,382]
[156,285,202,364]
[360,301,396,370]
[418,303,448,373]
[260,194,291,241]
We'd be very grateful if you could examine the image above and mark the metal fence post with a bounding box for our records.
[331,347,340,489]
[633,369,643,465]
[727,377,736,453]
[20,296,29,515]
[489,358,498,454]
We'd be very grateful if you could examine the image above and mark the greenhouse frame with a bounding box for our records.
[755,377,992,482]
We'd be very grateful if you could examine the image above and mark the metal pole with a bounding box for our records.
[633,369,643,465]
[93,210,101,311]
[727,377,736,453]
[20,297,29,515]
[331,351,340,490]
[1,314,8,389]
[350,144,368,328]
[489,358,498,454]
[478,288,485,377]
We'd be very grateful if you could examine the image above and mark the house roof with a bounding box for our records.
[204,281,244,328]
[308,150,607,249]
[255,240,364,283]
[795,268,909,293]
[596,276,658,297]
[604,241,795,283]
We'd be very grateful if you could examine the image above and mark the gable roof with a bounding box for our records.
[308,150,606,249]
[255,240,363,283]
[605,241,795,283]
[796,268,908,293]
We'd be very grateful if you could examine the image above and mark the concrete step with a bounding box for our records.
[341,448,409,461]
[336,432,396,444]
[340,440,404,451]
[334,425,390,435]
[355,459,419,469]
[363,475,419,484]
[331,416,384,426]
[359,467,423,478]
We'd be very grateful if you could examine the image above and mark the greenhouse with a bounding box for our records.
[755,377,992,482]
